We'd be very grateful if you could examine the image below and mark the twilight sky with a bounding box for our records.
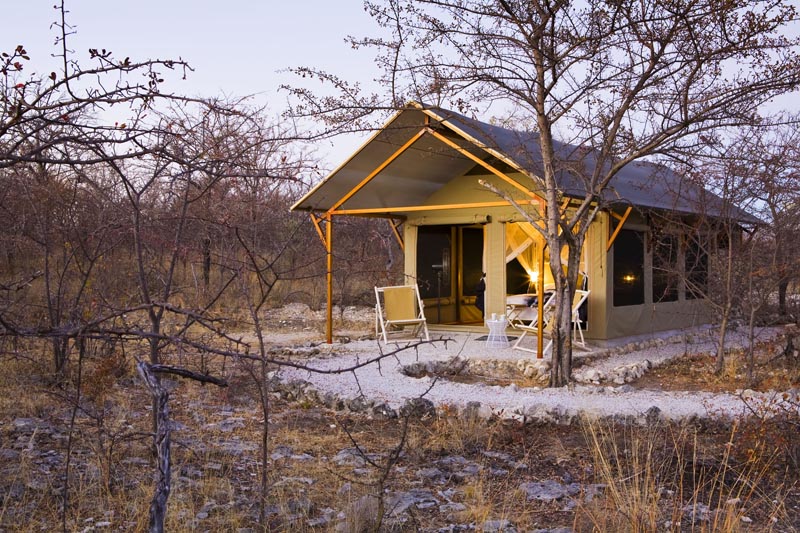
[5,1,800,171]
[5,1,381,166]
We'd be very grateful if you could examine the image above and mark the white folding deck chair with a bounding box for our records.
[570,289,590,349]
[375,284,430,343]
[512,290,590,354]
[511,292,556,354]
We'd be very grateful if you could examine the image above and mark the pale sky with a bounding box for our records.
[6,1,800,171]
[5,1,381,166]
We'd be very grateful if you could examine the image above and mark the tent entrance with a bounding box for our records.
[416,225,484,325]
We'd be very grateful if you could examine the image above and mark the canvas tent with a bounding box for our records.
[291,102,756,350]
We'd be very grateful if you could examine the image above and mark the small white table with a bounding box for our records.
[485,316,509,348]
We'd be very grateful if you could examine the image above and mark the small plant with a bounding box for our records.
[739,391,800,472]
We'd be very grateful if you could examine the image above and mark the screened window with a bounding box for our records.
[613,229,645,307]
[685,236,708,300]
[652,233,679,302]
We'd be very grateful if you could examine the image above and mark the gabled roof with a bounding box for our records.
[292,102,758,224]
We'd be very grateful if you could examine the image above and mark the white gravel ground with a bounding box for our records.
[279,326,793,422]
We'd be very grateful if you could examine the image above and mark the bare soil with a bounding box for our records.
[630,350,800,393]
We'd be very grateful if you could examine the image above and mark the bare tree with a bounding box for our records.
[0,2,194,170]
[678,119,800,374]
[742,118,800,318]
[664,148,759,375]
[1,4,317,529]
[288,0,800,385]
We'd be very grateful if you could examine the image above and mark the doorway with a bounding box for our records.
[416,225,484,324]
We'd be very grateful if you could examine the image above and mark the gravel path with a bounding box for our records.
[280,326,792,422]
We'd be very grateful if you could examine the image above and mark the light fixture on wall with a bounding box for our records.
[622,273,637,284]
[527,270,539,293]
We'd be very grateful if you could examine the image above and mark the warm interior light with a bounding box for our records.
[529,270,539,282]
[622,274,636,283]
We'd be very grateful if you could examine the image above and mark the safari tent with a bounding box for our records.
[291,102,757,346]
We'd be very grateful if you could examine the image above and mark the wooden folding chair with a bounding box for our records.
[374,284,430,343]
[570,289,590,349]
[512,290,590,354]
[512,292,556,354]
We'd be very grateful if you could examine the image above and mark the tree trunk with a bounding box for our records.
[202,237,211,288]
[778,278,789,316]
[714,304,731,374]
[137,362,171,533]
[53,337,70,378]
[549,283,572,387]
[746,311,757,387]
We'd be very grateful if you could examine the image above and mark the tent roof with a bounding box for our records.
[292,102,758,223]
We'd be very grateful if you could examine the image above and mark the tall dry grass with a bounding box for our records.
[575,420,787,532]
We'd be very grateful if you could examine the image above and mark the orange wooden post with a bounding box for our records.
[325,214,333,344]
[537,243,546,358]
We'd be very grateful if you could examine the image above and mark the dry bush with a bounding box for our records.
[407,404,504,457]
[739,392,800,473]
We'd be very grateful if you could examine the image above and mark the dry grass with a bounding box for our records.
[575,420,789,532]
[1,331,799,531]
[406,403,503,456]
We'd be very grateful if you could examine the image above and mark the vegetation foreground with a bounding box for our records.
[1,315,799,532]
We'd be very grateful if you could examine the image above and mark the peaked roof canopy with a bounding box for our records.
[292,102,758,224]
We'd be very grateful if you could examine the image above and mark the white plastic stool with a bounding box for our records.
[485,315,509,348]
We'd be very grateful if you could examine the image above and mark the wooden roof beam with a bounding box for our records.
[389,218,405,251]
[606,206,633,251]
[425,127,545,210]
[332,199,538,216]
[326,128,427,215]
[309,213,327,248]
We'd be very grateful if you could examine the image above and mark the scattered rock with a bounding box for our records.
[275,476,315,486]
[519,480,581,502]
[307,508,336,528]
[682,502,712,524]
[371,402,397,419]
[333,447,381,467]
[269,445,314,461]
[417,467,446,480]
[385,489,438,516]
[481,519,515,532]
[287,497,313,514]
[400,397,436,419]
[205,417,245,432]
[216,440,258,455]
[482,450,527,470]
[346,396,371,413]
[643,406,662,425]
[337,494,380,533]
[439,502,467,514]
